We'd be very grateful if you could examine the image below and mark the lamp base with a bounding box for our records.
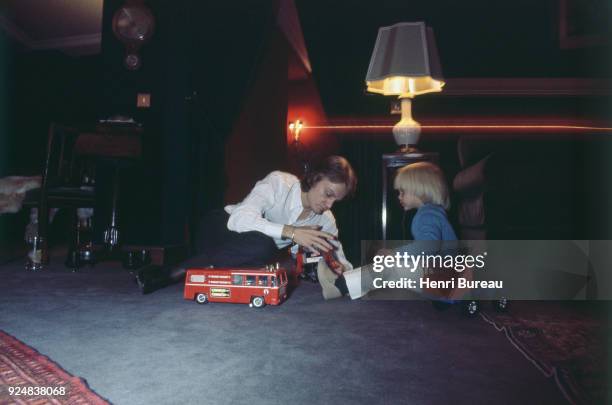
[398,145,422,155]
[393,98,421,154]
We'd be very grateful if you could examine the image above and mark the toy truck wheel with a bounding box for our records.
[251,296,265,308]
[464,300,480,317]
[495,298,509,312]
[195,293,208,304]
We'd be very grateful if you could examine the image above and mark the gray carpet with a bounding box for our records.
[0,256,569,405]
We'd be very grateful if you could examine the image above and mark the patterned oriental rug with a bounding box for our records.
[0,330,109,404]
[481,302,609,405]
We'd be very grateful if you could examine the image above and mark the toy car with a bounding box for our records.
[295,248,343,283]
[432,298,510,317]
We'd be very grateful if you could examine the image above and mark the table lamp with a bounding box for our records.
[365,22,444,152]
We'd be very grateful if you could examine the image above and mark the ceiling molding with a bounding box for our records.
[442,78,612,96]
[32,33,101,51]
[0,14,101,55]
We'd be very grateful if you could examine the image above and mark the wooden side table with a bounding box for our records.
[76,125,144,260]
[75,129,142,159]
[381,151,439,240]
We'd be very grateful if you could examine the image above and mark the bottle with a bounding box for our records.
[76,208,94,265]
[24,208,38,242]
[25,235,44,271]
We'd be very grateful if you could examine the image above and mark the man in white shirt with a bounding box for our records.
[198,155,356,270]
[137,156,357,295]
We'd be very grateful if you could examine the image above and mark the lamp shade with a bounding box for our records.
[366,22,444,98]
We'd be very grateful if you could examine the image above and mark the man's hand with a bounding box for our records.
[283,225,336,253]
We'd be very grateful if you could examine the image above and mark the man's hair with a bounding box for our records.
[393,161,450,209]
[300,155,357,198]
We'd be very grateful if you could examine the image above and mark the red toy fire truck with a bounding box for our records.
[183,264,288,308]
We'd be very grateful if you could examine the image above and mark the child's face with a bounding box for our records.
[396,188,422,210]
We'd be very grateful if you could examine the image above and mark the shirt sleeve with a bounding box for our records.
[226,173,285,239]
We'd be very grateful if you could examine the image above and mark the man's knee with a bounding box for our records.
[194,209,229,252]
[208,231,278,267]
[240,231,278,260]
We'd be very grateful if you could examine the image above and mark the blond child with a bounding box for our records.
[393,161,456,241]
[342,161,457,300]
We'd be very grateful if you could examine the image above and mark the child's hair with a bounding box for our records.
[393,161,450,209]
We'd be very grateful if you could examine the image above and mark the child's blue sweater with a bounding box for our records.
[411,203,457,241]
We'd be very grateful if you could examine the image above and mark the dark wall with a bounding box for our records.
[1,0,290,252]
[100,0,287,246]
[297,0,611,116]
[224,28,290,204]
[0,29,102,258]
[100,0,192,246]
[0,34,102,177]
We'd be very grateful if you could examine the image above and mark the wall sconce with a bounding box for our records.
[365,22,444,153]
[288,120,308,174]
[288,120,304,143]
